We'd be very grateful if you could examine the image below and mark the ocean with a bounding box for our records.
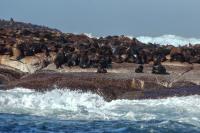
[0,88,200,133]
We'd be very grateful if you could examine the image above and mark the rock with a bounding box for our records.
[0,19,200,101]
[0,55,46,73]
[131,79,144,90]
[172,81,197,88]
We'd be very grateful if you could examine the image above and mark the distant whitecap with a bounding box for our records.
[136,35,200,46]
[82,33,200,46]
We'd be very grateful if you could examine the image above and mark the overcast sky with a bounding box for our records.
[0,0,200,37]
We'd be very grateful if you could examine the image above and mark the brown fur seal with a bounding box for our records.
[152,56,168,74]
[170,47,184,62]
[135,65,143,73]
[97,56,108,73]
[11,43,24,60]
[79,51,90,68]
[54,48,65,69]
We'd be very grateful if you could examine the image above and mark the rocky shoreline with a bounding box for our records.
[0,62,199,101]
[0,19,200,101]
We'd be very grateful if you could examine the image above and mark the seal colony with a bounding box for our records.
[0,19,200,101]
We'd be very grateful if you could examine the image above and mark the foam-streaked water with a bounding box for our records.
[0,88,200,132]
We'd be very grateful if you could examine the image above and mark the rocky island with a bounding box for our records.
[0,19,200,101]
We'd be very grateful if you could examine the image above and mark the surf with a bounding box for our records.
[0,88,200,128]
[136,35,200,46]
[83,33,200,46]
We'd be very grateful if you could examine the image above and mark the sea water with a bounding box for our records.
[0,88,200,133]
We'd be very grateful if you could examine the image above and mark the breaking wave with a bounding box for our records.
[136,35,200,46]
[0,88,200,128]
[83,33,200,46]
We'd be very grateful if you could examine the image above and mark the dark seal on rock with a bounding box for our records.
[11,43,24,60]
[135,65,143,73]
[152,56,168,74]
[97,56,108,73]
[54,49,65,69]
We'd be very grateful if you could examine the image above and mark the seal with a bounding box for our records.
[170,47,185,62]
[11,43,24,60]
[97,56,107,73]
[152,56,168,74]
[79,50,90,68]
[135,65,143,73]
[54,48,65,69]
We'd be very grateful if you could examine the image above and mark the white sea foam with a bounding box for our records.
[83,33,97,38]
[83,33,200,46]
[136,35,200,46]
[0,88,200,127]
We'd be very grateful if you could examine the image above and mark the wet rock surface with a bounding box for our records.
[0,63,199,101]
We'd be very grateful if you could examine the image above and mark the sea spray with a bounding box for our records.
[136,35,200,46]
[0,87,200,128]
[83,33,200,46]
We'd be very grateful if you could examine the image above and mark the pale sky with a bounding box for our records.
[0,0,200,37]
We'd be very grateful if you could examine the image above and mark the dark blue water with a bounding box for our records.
[0,88,200,133]
[0,113,199,133]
